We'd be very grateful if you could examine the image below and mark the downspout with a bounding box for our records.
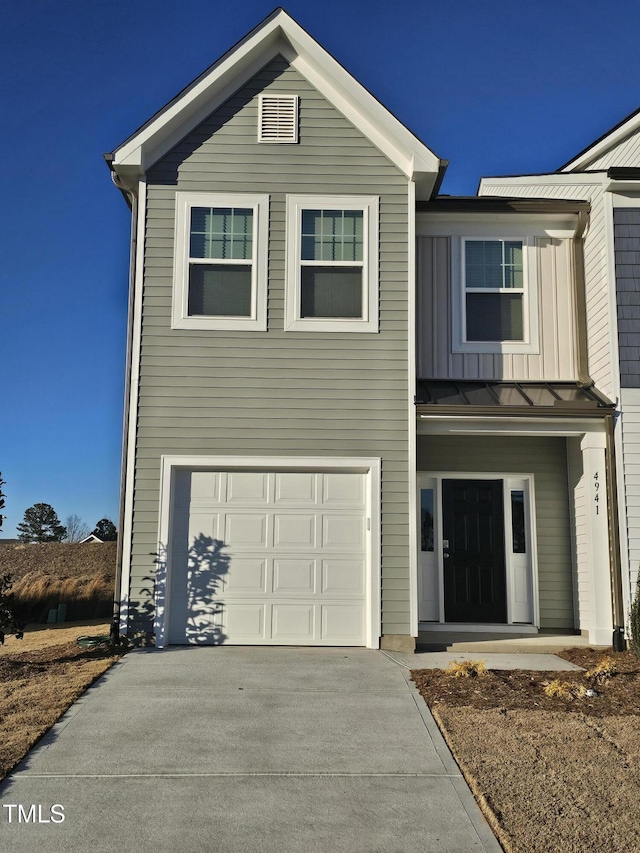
[108,166,138,645]
[573,209,625,649]
[605,414,626,649]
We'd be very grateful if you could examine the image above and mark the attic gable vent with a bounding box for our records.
[258,95,299,143]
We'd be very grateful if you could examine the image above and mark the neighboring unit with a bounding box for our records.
[107,9,631,650]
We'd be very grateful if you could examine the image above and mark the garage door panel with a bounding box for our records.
[321,560,366,595]
[323,473,366,506]
[322,515,365,549]
[223,558,268,594]
[273,514,317,548]
[274,472,318,505]
[225,513,268,546]
[222,604,267,640]
[271,604,315,641]
[190,471,222,502]
[273,559,316,593]
[226,472,269,503]
[321,604,365,641]
[187,511,221,542]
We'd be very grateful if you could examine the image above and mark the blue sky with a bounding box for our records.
[1,0,639,536]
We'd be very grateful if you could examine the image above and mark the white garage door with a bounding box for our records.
[167,469,368,645]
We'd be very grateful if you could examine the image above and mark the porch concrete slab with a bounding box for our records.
[386,650,584,671]
[2,647,502,852]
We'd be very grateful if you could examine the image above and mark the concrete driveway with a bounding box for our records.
[1,647,501,852]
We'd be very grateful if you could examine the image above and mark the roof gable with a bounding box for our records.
[560,106,640,172]
[108,8,442,198]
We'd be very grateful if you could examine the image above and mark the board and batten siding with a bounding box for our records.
[417,435,575,629]
[416,235,577,380]
[129,57,412,638]
[480,179,614,399]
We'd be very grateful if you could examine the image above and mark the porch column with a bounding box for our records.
[581,432,614,645]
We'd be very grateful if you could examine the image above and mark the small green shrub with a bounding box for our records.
[629,573,640,658]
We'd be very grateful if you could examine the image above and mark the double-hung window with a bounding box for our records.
[452,236,538,354]
[465,239,524,342]
[172,192,268,330]
[285,195,379,332]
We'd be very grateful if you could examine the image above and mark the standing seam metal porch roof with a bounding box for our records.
[416,380,615,416]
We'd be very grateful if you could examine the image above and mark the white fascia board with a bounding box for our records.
[561,115,640,173]
[112,9,439,190]
[114,26,285,172]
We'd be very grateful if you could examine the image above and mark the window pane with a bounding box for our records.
[421,489,434,552]
[188,264,252,316]
[301,210,363,262]
[511,491,526,553]
[503,241,524,289]
[301,267,363,318]
[466,293,524,341]
[190,207,253,260]
[465,241,503,289]
[466,240,523,289]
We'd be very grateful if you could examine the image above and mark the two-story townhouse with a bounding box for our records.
[107,8,622,651]
[480,110,640,647]
[106,9,443,651]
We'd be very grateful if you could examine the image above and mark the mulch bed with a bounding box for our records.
[412,647,640,716]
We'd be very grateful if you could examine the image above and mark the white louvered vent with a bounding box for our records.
[258,95,299,143]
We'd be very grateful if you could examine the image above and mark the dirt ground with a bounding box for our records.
[412,648,640,853]
[0,621,122,781]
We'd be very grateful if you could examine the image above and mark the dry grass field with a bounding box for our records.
[412,648,640,853]
[0,620,122,782]
[0,541,116,624]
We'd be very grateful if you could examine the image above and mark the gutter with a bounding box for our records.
[108,166,138,645]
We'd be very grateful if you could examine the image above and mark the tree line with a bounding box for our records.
[15,504,117,543]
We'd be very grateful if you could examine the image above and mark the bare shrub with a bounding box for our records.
[447,659,487,678]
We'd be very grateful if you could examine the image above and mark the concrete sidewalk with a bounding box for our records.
[0,647,505,852]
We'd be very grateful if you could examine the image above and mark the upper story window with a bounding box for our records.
[450,235,539,355]
[172,192,268,331]
[285,195,379,333]
[464,240,524,342]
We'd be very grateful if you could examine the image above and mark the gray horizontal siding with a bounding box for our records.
[129,57,412,639]
[614,208,640,388]
[417,435,574,629]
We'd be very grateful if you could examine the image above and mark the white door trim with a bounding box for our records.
[417,472,539,627]
[156,455,381,648]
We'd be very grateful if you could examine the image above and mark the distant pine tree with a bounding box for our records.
[17,503,67,543]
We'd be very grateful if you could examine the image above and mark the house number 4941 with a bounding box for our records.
[594,472,600,514]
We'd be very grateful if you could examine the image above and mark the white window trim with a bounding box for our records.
[285,194,379,333]
[452,235,540,354]
[172,192,269,331]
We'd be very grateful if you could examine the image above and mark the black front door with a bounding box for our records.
[442,479,507,623]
